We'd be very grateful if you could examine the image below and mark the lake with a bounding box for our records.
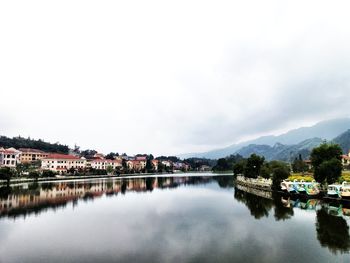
[0,174,349,263]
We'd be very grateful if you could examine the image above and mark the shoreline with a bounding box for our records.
[0,171,233,186]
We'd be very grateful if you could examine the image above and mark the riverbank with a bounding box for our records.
[0,171,233,186]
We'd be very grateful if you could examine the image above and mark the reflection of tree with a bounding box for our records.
[0,176,229,219]
[273,194,294,221]
[213,176,234,188]
[121,180,127,194]
[316,207,350,254]
[41,183,54,191]
[146,177,155,191]
[234,188,273,219]
[0,186,12,199]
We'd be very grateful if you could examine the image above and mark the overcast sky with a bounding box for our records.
[1,0,350,156]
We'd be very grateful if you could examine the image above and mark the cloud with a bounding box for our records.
[1,0,350,155]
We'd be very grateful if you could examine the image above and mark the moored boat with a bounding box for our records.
[302,181,320,197]
[280,180,296,193]
[327,184,342,198]
[292,180,306,194]
[341,181,350,199]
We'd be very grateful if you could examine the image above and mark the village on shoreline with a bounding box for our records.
[1,135,350,188]
[0,145,213,182]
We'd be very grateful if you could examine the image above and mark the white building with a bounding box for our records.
[41,154,87,174]
[88,159,122,170]
[0,147,21,168]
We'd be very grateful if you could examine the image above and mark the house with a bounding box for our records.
[304,160,313,170]
[88,159,122,170]
[199,165,211,172]
[161,160,172,167]
[93,153,105,159]
[0,147,21,168]
[41,154,87,174]
[127,160,146,171]
[19,148,49,163]
[151,160,159,170]
[135,156,147,161]
[342,151,350,166]
[173,162,189,171]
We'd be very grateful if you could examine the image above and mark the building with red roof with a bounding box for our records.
[41,154,87,174]
[0,147,21,168]
[19,148,49,163]
[88,159,122,170]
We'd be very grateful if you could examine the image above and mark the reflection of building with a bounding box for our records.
[41,154,87,174]
[0,176,205,217]
[19,148,49,163]
[0,147,21,168]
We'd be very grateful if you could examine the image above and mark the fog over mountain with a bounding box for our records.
[179,118,350,159]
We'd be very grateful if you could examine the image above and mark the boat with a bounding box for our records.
[302,181,320,196]
[292,180,306,194]
[341,181,350,199]
[280,180,296,193]
[327,184,342,198]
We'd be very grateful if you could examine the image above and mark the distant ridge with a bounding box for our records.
[179,118,350,159]
[333,129,350,154]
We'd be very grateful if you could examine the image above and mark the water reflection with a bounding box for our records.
[234,186,273,219]
[0,176,214,219]
[316,207,350,254]
[234,185,350,254]
[0,176,349,262]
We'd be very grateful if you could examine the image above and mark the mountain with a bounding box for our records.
[179,118,350,159]
[333,129,350,154]
[236,138,324,161]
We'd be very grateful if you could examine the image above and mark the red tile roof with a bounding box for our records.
[0,149,18,154]
[45,154,81,160]
[19,148,47,154]
[342,155,350,160]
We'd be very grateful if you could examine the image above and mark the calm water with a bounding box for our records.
[0,174,349,263]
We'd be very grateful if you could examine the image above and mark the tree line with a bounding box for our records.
[0,135,69,154]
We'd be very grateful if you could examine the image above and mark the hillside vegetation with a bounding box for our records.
[0,136,69,154]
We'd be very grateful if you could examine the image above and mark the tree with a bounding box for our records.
[311,143,343,185]
[145,159,153,173]
[0,135,69,153]
[42,170,57,177]
[260,164,271,179]
[0,167,14,183]
[157,162,165,173]
[213,158,230,171]
[316,159,343,185]
[292,154,308,173]
[106,165,114,175]
[28,171,40,179]
[270,161,290,190]
[122,159,128,172]
[244,154,265,178]
[105,152,118,160]
[233,161,245,176]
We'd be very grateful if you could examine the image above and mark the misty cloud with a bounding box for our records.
[1,0,350,155]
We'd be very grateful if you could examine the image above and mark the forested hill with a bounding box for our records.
[0,136,69,154]
[332,129,350,154]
